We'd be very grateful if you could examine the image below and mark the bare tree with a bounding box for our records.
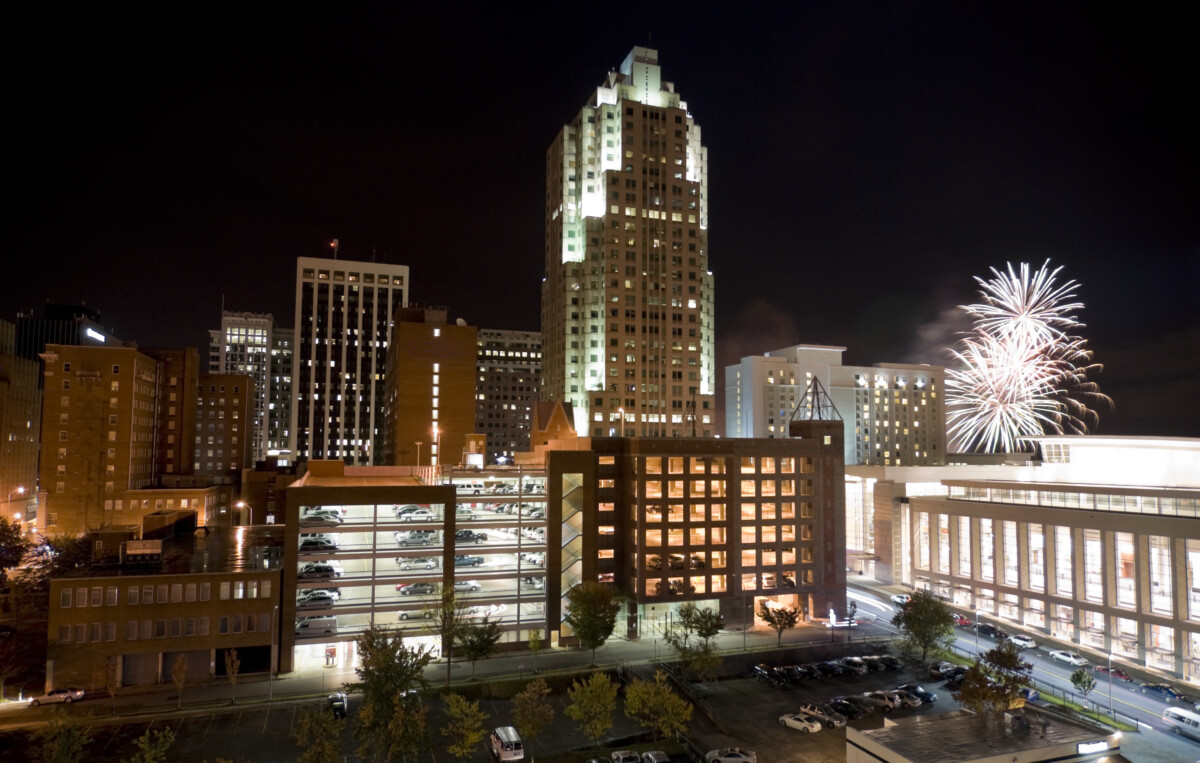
[224,648,240,704]
[172,654,188,709]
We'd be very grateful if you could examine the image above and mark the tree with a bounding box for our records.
[624,670,693,741]
[664,603,723,680]
[350,625,432,763]
[0,516,30,580]
[224,648,240,703]
[10,534,92,617]
[565,672,618,750]
[456,618,503,679]
[953,642,1033,712]
[172,654,188,710]
[426,586,468,686]
[440,693,488,762]
[1071,668,1097,702]
[0,636,34,701]
[512,678,554,745]
[528,627,543,672]
[757,602,800,647]
[123,728,176,763]
[292,705,346,763]
[563,582,621,665]
[891,591,956,661]
[33,708,93,763]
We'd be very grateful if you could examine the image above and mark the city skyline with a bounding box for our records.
[8,5,1197,437]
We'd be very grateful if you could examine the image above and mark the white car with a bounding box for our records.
[1049,650,1088,666]
[611,753,639,763]
[1008,634,1037,649]
[453,580,482,592]
[889,689,924,708]
[29,687,85,706]
[890,593,911,606]
[641,753,671,763]
[706,749,756,763]
[778,713,822,733]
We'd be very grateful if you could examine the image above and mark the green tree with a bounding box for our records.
[123,728,176,763]
[172,654,188,710]
[10,534,92,617]
[224,648,240,703]
[456,617,503,679]
[527,627,543,673]
[623,670,693,741]
[350,625,432,763]
[426,586,468,686]
[953,642,1033,712]
[440,693,488,761]
[757,602,800,647]
[33,708,93,763]
[890,591,956,661]
[1071,668,1097,702]
[512,678,554,745]
[292,705,346,763]
[664,603,723,680]
[563,582,621,665]
[565,672,618,750]
[0,516,30,579]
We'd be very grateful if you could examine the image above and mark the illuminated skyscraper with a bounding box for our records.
[208,312,293,463]
[290,256,409,464]
[542,46,714,437]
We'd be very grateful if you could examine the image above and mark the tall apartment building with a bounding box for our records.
[725,344,946,466]
[15,303,112,362]
[291,257,409,465]
[195,374,255,480]
[208,312,293,464]
[542,46,715,438]
[0,319,41,524]
[379,307,476,467]
[38,345,163,535]
[144,347,199,477]
[476,329,541,463]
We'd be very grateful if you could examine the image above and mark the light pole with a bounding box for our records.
[975,609,981,655]
[270,604,279,701]
[235,500,249,525]
[415,441,423,466]
[1107,652,1115,718]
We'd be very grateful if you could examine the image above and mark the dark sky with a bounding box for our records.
[9,3,1199,437]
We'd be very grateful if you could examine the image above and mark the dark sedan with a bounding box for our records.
[396,582,436,596]
[896,683,938,704]
[828,699,867,720]
[1139,683,1190,702]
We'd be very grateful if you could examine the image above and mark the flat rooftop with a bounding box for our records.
[63,526,285,578]
[853,708,1119,763]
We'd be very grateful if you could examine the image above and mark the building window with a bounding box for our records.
[59,589,72,608]
[220,582,231,600]
[219,616,229,635]
[126,621,137,641]
[200,583,211,601]
[127,586,138,605]
[107,587,118,606]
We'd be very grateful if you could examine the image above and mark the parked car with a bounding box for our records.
[29,687,85,706]
[395,530,438,546]
[874,654,903,670]
[778,713,822,733]
[860,655,887,672]
[1140,683,1190,702]
[299,588,341,602]
[974,622,1007,640]
[952,613,974,627]
[817,660,850,677]
[781,664,818,682]
[327,692,348,719]
[398,508,436,522]
[828,699,867,720]
[398,609,432,621]
[1049,650,1088,666]
[611,752,640,763]
[888,690,924,708]
[520,576,546,590]
[298,562,342,580]
[397,582,436,596]
[393,504,427,516]
[837,695,883,715]
[641,753,670,763]
[1007,634,1037,649]
[455,505,476,519]
[301,513,343,526]
[1018,687,1040,702]
[297,591,337,609]
[705,749,756,763]
[455,529,488,544]
[838,657,869,675]
[395,556,438,570]
[896,683,938,704]
[890,593,911,606]
[929,661,958,679]
[454,555,485,567]
[453,580,482,592]
[300,537,337,552]
[1094,665,1133,681]
[752,664,787,689]
[864,691,903,709]
[797,702,846,728]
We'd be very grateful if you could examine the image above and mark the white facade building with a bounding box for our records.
[852,435,1200,685]
[726,344,946,466]
[541,46,715,438]
[208,311,293,464]
[290,257,409,465]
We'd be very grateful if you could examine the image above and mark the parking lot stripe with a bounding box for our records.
[203,713,215,737]
[101,723,125,749]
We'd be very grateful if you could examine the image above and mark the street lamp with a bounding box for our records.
[975,609,981,655]
[415,441,423,466]
[6,486,26,500]
[1107,652,1116,718]
[270,604,280,701]
[235,500,249,525]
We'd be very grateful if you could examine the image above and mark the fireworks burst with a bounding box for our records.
[946,260,1112,452]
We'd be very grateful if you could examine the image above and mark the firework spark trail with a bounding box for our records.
[946,260,1112,452]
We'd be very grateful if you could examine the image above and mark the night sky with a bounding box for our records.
[9,4,1198,437]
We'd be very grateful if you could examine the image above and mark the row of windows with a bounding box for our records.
[59,579,271,608]
[56,613,271,644]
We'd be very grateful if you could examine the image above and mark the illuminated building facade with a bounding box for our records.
[542,46,715,438]
[864,436,1200,685]
[0,319,40,525]
[290,256,409,465]
[195,374,255,480]
[725,344,946,466]
[476,329,541,462]
[208,311,294,464]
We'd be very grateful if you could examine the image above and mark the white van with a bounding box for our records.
[295,616,338,638]
[456,481,485,494]
[1162,706,1200,741]
[489,726,524,761]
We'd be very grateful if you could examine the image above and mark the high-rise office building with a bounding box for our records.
[0,319,40,525]
[726,344,947,466]
[290,256,409,465]
[208,312,293,464]
[476,329,541,463]
[542,46,715,438]
[194,373,255,480]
